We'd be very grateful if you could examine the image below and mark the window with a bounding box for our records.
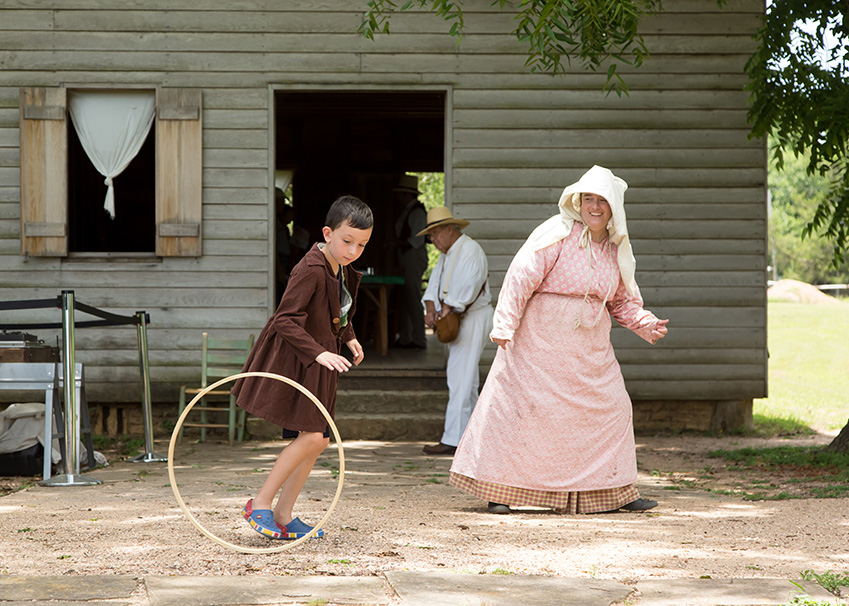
[19,86,203,257]
[68,105,156,253]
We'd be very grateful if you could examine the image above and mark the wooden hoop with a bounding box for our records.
[167,371,345,554]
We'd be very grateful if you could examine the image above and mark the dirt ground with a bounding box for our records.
[1,431,847,590]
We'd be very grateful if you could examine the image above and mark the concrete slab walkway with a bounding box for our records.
[0,575,838,606]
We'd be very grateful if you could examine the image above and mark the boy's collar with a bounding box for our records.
[306,243,347,276]
[305,243,329,267]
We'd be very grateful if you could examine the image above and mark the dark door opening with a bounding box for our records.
[274,90,446,352]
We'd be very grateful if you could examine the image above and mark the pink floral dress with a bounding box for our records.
[450,221,662,513]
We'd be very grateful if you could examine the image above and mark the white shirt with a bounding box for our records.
[422,234,491,313]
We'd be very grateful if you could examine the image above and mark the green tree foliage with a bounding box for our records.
[359,0,661,95]
[769,143,849,284]
[360,0,849,266]
[746,1,849,267]
[411,172,445,283]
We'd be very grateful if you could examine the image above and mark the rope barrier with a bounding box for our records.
[1,291,161,482]
[0,297,148,330]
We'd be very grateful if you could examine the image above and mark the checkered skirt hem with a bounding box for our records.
[449,472,640,514]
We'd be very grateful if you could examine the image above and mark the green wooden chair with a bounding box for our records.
[177,332,255,445]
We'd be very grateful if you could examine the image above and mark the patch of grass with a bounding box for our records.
[741,490,798,501]
[754,301,849,433]
[708,445,849,471]
[394,462,419,471]
[752,413,816,437]
[326,558,351,565]
[490,568,513,575]
[91,434,145,457]
[800,569,849,596]
[319,461,339,479]
[809,485,849,498]
[705,445,849,499]
[783,598,834,606]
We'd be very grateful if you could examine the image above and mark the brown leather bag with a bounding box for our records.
[435,281,487,344]
[435,309,461,343]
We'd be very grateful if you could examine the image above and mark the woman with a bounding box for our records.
[449,166,669,514]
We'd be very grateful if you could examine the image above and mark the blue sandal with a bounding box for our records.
[242,499,283,539]
[279,516,325,540]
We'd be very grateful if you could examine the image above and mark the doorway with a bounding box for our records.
[273,89,447,354]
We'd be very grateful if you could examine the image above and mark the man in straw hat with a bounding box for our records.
[391,174,428,349]
[419,206,493,455]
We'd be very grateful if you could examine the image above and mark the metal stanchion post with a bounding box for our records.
[130,311,166,463]
[40,290,101,487]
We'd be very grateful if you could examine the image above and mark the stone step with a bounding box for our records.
[336,412,445,441]
[337,369,447,391]
[337,389,448,414]
[245,412,445,442]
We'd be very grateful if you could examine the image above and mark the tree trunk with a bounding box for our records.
[823,418,849,453]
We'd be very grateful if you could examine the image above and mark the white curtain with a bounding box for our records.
[68,90,155,219]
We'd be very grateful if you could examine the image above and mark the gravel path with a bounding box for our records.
[1,433,846,584]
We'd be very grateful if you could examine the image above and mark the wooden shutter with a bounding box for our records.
[19,87,68,256]
[156,88,202,257]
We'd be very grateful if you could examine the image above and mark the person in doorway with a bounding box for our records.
[232,195,373,539]
[275,188,295,302]
[392,174,428,349]
[449,166,669,514]
[419,207,493,456]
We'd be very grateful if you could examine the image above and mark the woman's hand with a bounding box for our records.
[491,337,510,350]
[650,318,670,343]
[315,351,352,372]
[346,338,365,366]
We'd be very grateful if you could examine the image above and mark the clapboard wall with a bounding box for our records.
[0,0,766,406]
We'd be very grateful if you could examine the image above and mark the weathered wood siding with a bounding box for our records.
[0,0,766,403]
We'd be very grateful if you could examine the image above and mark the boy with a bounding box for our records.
[232,195,373,539]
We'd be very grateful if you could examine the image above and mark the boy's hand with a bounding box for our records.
[346,338,364,366]
[315,351,352,372]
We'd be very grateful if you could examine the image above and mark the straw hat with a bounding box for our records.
[393,174,421,195]
[415,207,470,236]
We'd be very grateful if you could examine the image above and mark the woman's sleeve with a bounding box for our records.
[269,265,326,366]
[490,242,559,341]
[607,280,662,344]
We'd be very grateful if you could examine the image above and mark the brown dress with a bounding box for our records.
[232,244,361,432]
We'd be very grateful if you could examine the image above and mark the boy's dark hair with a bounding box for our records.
[325,195,373,231]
